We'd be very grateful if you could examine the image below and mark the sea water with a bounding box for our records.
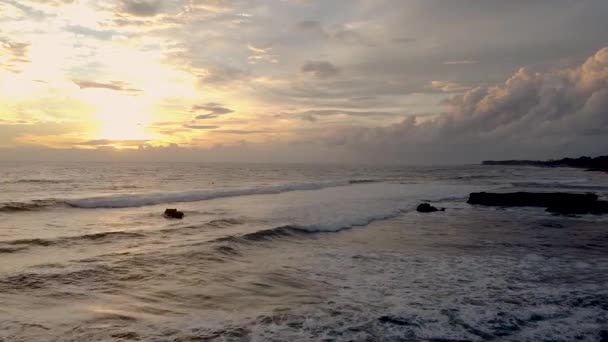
[0,162,606,341]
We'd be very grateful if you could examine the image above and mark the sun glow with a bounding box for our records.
[85,91,156,142]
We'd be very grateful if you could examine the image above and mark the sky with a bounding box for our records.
[0,0,607,163]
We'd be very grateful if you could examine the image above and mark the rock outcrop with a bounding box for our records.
[467,192,608,215]
[164,208,184,219]
[417,203,445,213]
[482,155,608,173]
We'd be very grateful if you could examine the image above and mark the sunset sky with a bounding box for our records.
[1,0,607,163]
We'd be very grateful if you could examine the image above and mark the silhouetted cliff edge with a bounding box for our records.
[482,155,608,173]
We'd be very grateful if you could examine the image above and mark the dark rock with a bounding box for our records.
[547,199,608,215]
[164,208,184,219]
[482,155,608,173]
[467,192,608,215]
[417,203,445,213]
[378,315,418,327]
[468,192,597,207]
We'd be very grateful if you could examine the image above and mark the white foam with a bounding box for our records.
[66,180,350,208]
[222,182,482,233]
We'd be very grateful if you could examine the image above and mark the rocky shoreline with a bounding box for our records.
[482,155,608,173]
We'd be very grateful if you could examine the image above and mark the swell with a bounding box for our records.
[65,180,365,209]
[0,231,144,254]
[0,217,247,254]
[0,199,64,212]
[2,178,69,184]
[2,179,386,212]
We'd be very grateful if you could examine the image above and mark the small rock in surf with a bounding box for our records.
[164,208,184,219]
[417,203,445,213]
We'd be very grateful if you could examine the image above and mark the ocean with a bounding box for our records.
[0,162,607,341]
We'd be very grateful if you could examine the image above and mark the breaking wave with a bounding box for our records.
[1,179,389,212]
[66,180,362,209]
[215,208,408,244]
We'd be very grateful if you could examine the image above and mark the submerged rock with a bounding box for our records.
[164,208,184,219]
[417,203,445,213]
[467,192,608,215]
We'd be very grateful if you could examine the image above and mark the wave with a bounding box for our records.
[0,199,63,212]
[1,179,388,212]
[214,208,407,244]
[215,225,304,243]
[348,179,380,184]
[66,180,358,209]
[2,178,69,184]
[449,175,498,180]
[0,231,145,253]
[0,215,247,254]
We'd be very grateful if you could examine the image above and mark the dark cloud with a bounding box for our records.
[197,65,251,86]
[296,20,323,30]
[210,129,271,135]
[73,80,142,94]
[184,124,220,130]
[286,109,397,122]
[192,103,234,119]
[301,61,340,79]
[119,0,163,17]
[65,25,118,40]
[324,47,608,163]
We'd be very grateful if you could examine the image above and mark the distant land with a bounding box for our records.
[482,155,608,173]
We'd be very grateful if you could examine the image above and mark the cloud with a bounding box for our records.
[210,129,272,135]
[286,109,397,122]
[196,65,251,86]
[326,47,608,162]
[295,20,373,46]
[392,37,416,44]
[79,139,149,146]
[32,0,74,5]
[428,80,470,93]
[184,124,220,130]
[118,0,163,17]
[332,29,373,46]
[0,39,30,73]
[296,20,328,37]
[444,60,478,65]
[65,25,119,40]
[247,43,278,64]
[73,80,142,94]
[301,61,340,79]
[192,103,234,120]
